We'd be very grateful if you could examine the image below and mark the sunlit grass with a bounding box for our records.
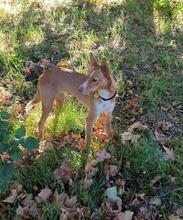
[25,98,86,137]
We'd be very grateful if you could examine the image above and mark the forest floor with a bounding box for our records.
[0,0,183,219]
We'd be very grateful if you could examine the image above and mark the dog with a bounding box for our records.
[26,54,117,142]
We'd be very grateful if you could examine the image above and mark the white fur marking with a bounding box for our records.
[95,90,115,117]
[25,101,33,112]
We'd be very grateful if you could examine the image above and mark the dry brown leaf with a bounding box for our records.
[35,187,52,203]
[128,122,148,132]
[106,197,122,216]
[87,167,99,179]
[3,189,18,203]
[150,175,161,187]
[175,207,183,217]
[0,87,12,104]
[169,214,183,220]
[131,197,141,207]
[53,190,67,207]
[116,210,134,220]
[155,129,169,143]
[62,196,78,219]
[136,193,145,200]
[84,178,93,189]
[168,175,176,185]
[11,183,23,193]
[16,205,29,219]
[149,196,161,206]
[104,165,118,176]
[136,206,148,219]
[96,150,111,162]
[78,206,91,218]
[123,160,131,169]
[29,202,39,217]
[54,163,73,183]
[21,194,34,207]
[163,146,175,161]
[121,132,140,144]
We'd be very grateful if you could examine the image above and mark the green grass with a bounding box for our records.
[25,98,86,137]
[0,0,183,219]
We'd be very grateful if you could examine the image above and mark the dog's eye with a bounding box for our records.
[92,78,97,82]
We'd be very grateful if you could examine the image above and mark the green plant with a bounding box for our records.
[0,111,39,192]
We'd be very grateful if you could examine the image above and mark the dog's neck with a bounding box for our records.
[98,89,111,98]
[98,89,116,101]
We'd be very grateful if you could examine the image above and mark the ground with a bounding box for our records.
[0,0,183,219]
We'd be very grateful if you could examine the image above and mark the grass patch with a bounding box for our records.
[25,98,86,137]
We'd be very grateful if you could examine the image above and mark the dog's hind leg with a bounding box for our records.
[55,93,65,116]
[52,93,65,134]
[38,93,55,138]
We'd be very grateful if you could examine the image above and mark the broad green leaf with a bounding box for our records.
[21,137,39,152]
[0,143,9,153]
[0,112,11,120]
[0,120,10,130]
[15,126,26,139]
[9,146,23,162]
[0,161,14,192]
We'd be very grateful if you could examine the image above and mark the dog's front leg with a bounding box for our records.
[104,113,113,136]
[86,112,96,144]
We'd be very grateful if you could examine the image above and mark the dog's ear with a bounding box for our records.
[109,75,117,92]
[100,58,110,78]
[101,59,117,92]
[89,53,98,67]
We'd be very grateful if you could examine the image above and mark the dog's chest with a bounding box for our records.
[95,100,115,116]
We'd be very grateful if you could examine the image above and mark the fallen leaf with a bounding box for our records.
[175,207,183,217]
[105,186,118,202]
[163,146,175,161]
[121,132,140,144]
[78,206,91,218]
[53,190,67,208]
[96,150,111,162]
[3,189,18,203]
[167,176,176,187]
[63,196,78,218]
[84,178,93,189]
[128,122,148,132]
[123,160,131,169]
[150,175,161,187]
[104,165,118,176]
[29,202,39,217]
[16,205,29,219]
[106,197,122,216]
[149,196,161,206]
[54,163,73,183]
[155,129,169,143]
[131,197,141,207]
[136,206,148,219]
[87,167,99,179]
[35,187,52,203]
[169,214,182,220]
[21,194,34,207]
[136,193,145,200]
[116,210,134,220]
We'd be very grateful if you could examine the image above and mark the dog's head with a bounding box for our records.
[79,53,116,95]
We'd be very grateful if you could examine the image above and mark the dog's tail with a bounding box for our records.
[25,89,40,112]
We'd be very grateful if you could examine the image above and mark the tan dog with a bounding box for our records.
[26,54,117,142]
